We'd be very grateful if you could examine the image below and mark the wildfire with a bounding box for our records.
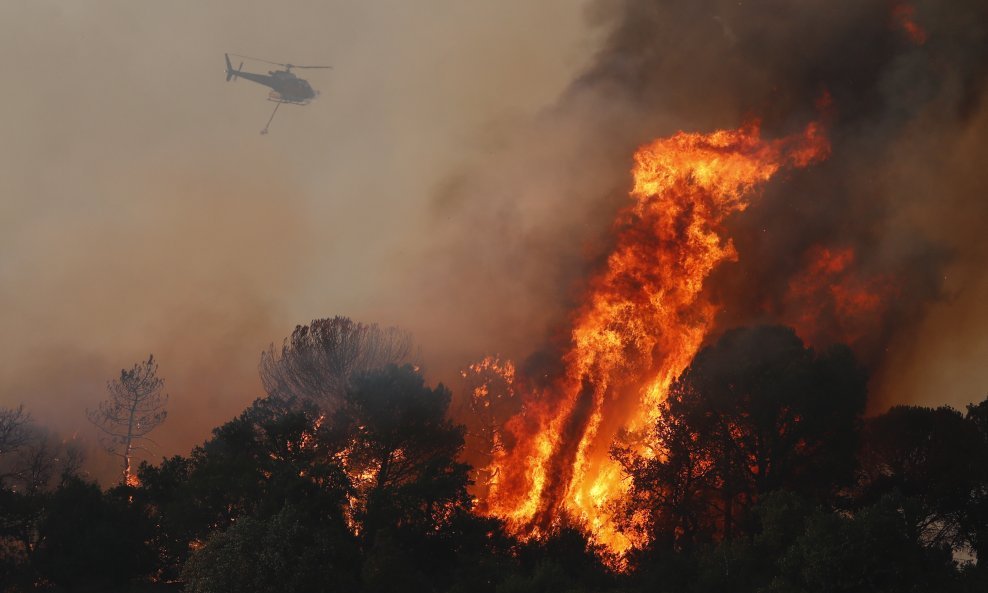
[479,121,830,554]
[458,356,519,507]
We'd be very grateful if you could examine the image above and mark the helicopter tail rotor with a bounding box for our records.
[224,53,242,82]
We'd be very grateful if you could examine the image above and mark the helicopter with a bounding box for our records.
[224,53,331,134]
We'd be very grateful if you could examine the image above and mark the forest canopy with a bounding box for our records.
[1,321,986,592]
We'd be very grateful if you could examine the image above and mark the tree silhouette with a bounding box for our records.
[857,399,988,558]
[0,406,31,457]
[965,397,988,563]
[135,398,352,580]
[182,506,359,593]
[145,365,474,590]
[329,364,471,551]
[616,326,867,548]
[0,406,33,487]
[87,355,168,485]
[259,316,413,411]
[32,477,156,590]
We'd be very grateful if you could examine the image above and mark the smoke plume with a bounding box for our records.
[414,0,988,414]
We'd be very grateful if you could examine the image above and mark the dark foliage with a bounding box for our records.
[3,328,986,593]
[856,401,988,560]
[502,521,622,593]
[136,397,351,579]
[331,365,480,592]
[857,406,988,548]
[330,365,471,548]
[616,325,867,549]
[31,479,156,591]
[181,506,359,593]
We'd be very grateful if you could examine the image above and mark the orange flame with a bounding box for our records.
[481,121,830,554]
[458,355,519,508]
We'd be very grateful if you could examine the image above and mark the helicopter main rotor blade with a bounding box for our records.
[229,54,331,70]
[228,53,289,68]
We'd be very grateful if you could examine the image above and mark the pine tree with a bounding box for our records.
[87,355,168,485]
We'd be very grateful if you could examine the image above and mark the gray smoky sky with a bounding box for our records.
[2,0,986,482]
[0,0,600,480]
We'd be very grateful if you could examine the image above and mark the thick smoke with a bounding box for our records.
[417,0,988,412]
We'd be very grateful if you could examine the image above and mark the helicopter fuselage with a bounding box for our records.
[231,68,316,103]
[225,54,328,133]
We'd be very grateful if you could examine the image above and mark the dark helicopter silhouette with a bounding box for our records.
[224,53,331,134]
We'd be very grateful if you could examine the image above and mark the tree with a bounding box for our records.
[770,493,957,593]
[0,406,31,461]
[451,356,521,501]
[14,429,84,496]
[136,398,351,578]
[329,365,471,550]
[182,507,359,593]
[963,396,988,566]
[616,325,867,548]
[0,406,85,588]
[259,316,413,411]
[87,355,168,485]
[0,406,33,489]
[31,477,157,591]
[500,521,619,593]
[857,399,988,560]
[312,364,476,592]
[138,364,474,590]
[188,398,349,522]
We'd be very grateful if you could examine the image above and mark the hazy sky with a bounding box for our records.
[2,1,986,481]
[0,0,601,474]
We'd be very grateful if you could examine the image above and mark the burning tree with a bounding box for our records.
[454,356,520,503]
[329,365,471,548]
[259,316,413,411]
[87,355,168,485]
[614,325,867,548]
[159,364,473,591]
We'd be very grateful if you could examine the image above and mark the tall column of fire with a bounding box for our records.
[480,121,830,553]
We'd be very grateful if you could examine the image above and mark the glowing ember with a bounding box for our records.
[480,120,830,554]
[125,472,141,488]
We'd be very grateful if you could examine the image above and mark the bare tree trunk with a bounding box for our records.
[122,398,139,484]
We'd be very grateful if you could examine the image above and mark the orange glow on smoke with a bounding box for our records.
[892,3,928,45]
[785,246,899,350]
[480,121,830,554]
